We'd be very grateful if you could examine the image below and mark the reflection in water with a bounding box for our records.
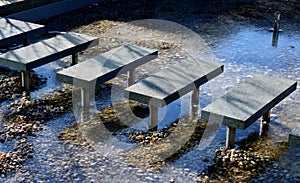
[0,26,299,182]
[272,11,281,47]
[214,26,300,71]
[271,30,279,47]
[212,26,299,132]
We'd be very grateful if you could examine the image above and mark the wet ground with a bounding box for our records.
[0,0,300,182]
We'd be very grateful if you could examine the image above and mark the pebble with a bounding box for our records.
[125,126,175,145]
[0,139,33,174]
[169,178,175,183]
[199,138,289,182]
[144,176,154,181]
[0,69,45,102]
[0,86,73,174]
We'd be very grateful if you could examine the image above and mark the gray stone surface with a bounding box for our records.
[0,18,46,47]
[124,59,224,107]
[201,74,297,130]
[289,127,300,146]
[0,32,99,70]
[56,44,158,88]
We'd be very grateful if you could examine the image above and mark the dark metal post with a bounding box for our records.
[71,53,79,65]
[23,38,30,46]
[272,12,281,47]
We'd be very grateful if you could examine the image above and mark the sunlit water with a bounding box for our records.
[1,26,300,182]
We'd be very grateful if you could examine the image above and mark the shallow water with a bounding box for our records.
[212,26,300,130]
[214,26,300,72]
[0,25,299,182]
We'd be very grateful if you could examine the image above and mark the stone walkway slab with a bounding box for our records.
[201,74,297,130]
[124,59,224,107]
[0,17,46,47]
[0,32,99,70]
[56,44,158,88]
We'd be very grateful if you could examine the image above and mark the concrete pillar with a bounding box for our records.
[260,111,271,138]
[128,69,136,86]
[72,52,79,65]
[226,126,236,148]
[190,86,199,116]
[149,104,158,131]
[21,71,30,91]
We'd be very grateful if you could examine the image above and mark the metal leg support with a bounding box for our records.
[23,38,30,46]
[72,53,79,65]
[260,111,271,138]
[21,71,31,91]
[190,86,200,116]
[149,104,158,131]
[226,126,236,148]
[128,69,136,86]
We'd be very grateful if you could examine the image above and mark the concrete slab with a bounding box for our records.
[201,74,297,130]
[0,17,46,47]
[56,44,158,88]
[124,59,224,107]
[0,32,99,70]
[289,127,300,146]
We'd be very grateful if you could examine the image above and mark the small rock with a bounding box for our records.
[169,178,175,183]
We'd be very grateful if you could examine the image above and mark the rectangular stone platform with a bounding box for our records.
[0,32,99,70]
[201,74,297,148]
[0,32,99,90]
[57,44,158,87]
[125,60,224,107]
[0,17,46,47]
[124,59,224,129]
[56,44,158,106]
[289,128,300,146]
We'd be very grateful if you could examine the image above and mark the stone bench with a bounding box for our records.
[0,18,46,47]
[201,74,297,148]
[124,59,224,130]
[56,44,158,107]
[0,32,99,90]
[289,128,300,146]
